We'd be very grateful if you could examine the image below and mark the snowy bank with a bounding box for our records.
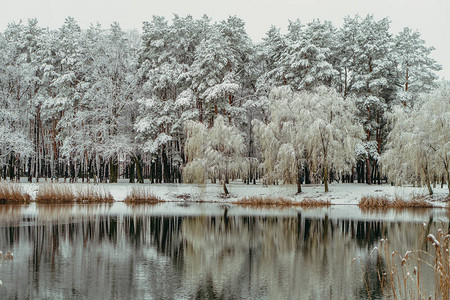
[11,178,449,206]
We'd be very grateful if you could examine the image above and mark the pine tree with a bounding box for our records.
[393,27,441,107]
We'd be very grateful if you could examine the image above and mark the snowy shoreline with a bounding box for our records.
[10,178,449,207]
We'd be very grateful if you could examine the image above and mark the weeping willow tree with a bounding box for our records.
[382,82,450,195]
[299,86,363,192]
[184,115,247,194]
[254,86,362,193]
[253,86,305,194]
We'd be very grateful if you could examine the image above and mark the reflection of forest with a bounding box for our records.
[0,205,442,299]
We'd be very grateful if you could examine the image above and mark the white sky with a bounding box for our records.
[1,0,449,79]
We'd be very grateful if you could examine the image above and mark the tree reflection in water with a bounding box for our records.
[0,204,444,299]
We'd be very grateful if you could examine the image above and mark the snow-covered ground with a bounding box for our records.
[13,178,449,206]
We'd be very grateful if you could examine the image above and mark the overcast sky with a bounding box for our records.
[1,0,449,79]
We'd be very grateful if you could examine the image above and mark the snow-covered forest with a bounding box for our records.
[0,14,448,194]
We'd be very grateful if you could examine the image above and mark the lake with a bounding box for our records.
[0,203,447,299]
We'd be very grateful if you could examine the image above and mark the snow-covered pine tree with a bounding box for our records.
[136,15,206,183]
[190,25,238,124]
[0,20,39,180]
[393,27,441,107]
[339,15,396,184]
[262,19,337,92]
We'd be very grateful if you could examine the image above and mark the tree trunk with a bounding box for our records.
[150,160,155,184]
[296,165,302,194]
[426,179,433,196]
[9,152,14,181]
[366,158,371,184]
[15,154,20,182]
[446,171,450,195]
[304,165,311,184]
[132,155,144,184]
[223,181,229,195]
[324,165,329,193]
[129,160,135,183]
[161,145,170,183]
[424,167,433,196]
[28,157,32,183]
[109,156,118,183]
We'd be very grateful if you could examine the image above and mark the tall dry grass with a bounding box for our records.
[354,227,450,300]
[234,196,331,207]
[74,186,114,203]
[36,184,115,203]
[35,184,75,203]
[358,195,434,209]
[0,182,31,204]
[124,186,164,204]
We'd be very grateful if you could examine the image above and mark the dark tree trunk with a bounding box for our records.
[161,146,171,183]
[150,160,155,184]
[366,158,371,185]
[15,155,20,182]
[132,155,144,184]
[9,152,14,181]
[304,165,311,184]
[109,156,118,183]
[28,157,32,182]
[129,160,135,183]
[223,181,229,195]
[357,161,364,183]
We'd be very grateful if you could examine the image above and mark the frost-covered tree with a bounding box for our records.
[253,87,305,193]
[184,115,246,194]
[283,19,337,90]
[338,15,396,184]
[0,14,443,186]
[261,19,337,92]
[0,20,39,180]
[136,15,207,183]
[423,84,450,194]
[51,22,138,183]
[393,27,441,107]
[298,86,363,192]
[382,83,450,195]
[254,86,362,193]
[255,26,287,96]
[189,16,251,125]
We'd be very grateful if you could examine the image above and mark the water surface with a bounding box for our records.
[0,203,447,299]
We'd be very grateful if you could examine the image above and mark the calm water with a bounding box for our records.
[0,203,447,300]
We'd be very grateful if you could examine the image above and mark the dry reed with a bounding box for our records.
[0,251,14,262]
[124,186,164,204]
[354,227,450,300]
[0,182,31,204]
[75,186,114,203]
[234,196,331,207]
[299,197,332,207]
[35,184,75,203]
[358,195,434,209]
